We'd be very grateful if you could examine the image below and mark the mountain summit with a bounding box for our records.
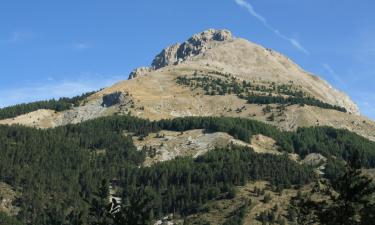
[130,29,359,114]
[129,29,233,79]
[1,29,374,140]
[152,29,233,69]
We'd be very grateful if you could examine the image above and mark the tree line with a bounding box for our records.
[176,75,347,112]
[246,95,347,112]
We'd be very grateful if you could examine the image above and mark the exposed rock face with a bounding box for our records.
[128,67,152,79]
[303,153,327,167]
[102,92,128,107]
[133,129,251,167]
[151,44,180,70]
[151,29,233,69]
[130,29,232,78]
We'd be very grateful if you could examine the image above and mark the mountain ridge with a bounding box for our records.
[128,29,359,115]
[1,29,374,142]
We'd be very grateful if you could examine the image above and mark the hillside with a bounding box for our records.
[0,115,374,224]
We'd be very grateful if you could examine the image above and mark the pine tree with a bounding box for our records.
[287,191,318,225]
[301,151,375,225]
[89,179,112,225]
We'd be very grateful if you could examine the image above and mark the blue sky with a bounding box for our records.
[1,0,374,119]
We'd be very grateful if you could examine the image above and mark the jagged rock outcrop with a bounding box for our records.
[151,29,233,69]
[101,92,129,107]
[151,44,180,70]
[129,29,232,79]
[128,67,152,79]
[127,29,232,78]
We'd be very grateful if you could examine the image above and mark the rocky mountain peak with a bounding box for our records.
[188,28,233,42]
[151,29,233,70]
[126,28,359,115]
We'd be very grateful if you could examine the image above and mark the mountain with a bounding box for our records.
[1,29,375,141]
[1,29,375,225]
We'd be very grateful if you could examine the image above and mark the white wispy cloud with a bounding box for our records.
[289,39,309,55]
[234,0,309,55]
[234,0,267,24]
[0,74,124,108]
[0,31,35,44]
[322,63,346,87]
[73,42,91,50]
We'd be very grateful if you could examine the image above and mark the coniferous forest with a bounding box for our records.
[176,75,347,112]
[0,116,374,224]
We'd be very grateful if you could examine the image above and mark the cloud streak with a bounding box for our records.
[73,42,91,50]
[322,63,346,87]
[0,31,35,44]
[0,74,124,108]
[234,0,309,54]
[352,93,375,120]
[234,0,267,24]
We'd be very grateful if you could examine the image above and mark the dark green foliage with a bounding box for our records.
[111,187,157,225]
[176,74,304,98]
[0,212,23,225]
[15,115,374,168]
[223,202,249,225]
[257,205,285,224]
[0,119,144,224]
[156,117,375,167]
[119,147,314,217]
[88,184,157,225]
[0,91,96,119]
[156,116,286,144]
[176,75,347,112]
[257,211,275,224]
[89,187,163,225]
[318,156,375,225]
[287,191,318,225]
[324,157,346,181]
[291,127,375,167]
[361,203,375,225]
[0,115,375,224]
[89,179,112,225]
[246,95,347,112]
[295,152,375,225]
